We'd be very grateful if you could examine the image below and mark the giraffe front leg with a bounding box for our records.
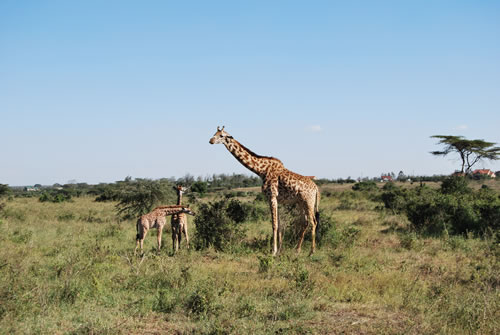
[172,224,179,253]
[171,224,176,253]
[157,226,163,252]
[175,232,180,253]
[140,229,148,255]
[135,240,140,255]
[269,196,279,256]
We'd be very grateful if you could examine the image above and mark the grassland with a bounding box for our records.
[0,182,498,334]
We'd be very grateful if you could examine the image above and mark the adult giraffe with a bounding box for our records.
[209,126,320,256]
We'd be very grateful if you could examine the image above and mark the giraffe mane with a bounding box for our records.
[154,205,185,210]
[232,138,282,164]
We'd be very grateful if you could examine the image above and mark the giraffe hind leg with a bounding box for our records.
[183,222,190,249]
[308,208,318,255]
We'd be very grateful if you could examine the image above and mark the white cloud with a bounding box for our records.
[455,125,468,130]
[307,125,322,132]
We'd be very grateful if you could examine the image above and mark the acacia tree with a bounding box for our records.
[431,135,500,174]
[114,178,174,220]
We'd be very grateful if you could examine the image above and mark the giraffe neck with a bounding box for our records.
[156,206,185,216]
[224,137,281,177]
[176,192,182,206]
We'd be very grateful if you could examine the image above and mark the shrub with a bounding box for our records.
[193,199,247,251]
[94,187,118,202]
[381,184,407,213]
[153,289,177,314]
[190,181,208,195]
[440,176,471,194]
[185,282,218,317]
[381,181,500,236]
[254,192,267,202]
[226,199,251,223]
[258,255,274,273]
[39,190,72,203]
[352,180,378,192]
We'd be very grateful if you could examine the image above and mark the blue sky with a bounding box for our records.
[1,1,499,185]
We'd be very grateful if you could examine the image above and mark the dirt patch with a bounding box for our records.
[305,304,422,334]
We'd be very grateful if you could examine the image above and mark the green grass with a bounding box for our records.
[0,184,499,334]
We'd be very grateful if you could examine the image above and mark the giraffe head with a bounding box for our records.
[209,126,231,145]
[181,207,195,216]
[172,185,188,196]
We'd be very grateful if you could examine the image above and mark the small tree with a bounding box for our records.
[0,184,10,211]
[114,178,173,220]
[431,135,500,174]
[190,181,208,195]
[0,184,10,198]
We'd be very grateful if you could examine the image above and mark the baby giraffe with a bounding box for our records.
[171,185,190,253]
[135,205,195,255]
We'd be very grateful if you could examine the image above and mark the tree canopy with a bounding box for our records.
[431,135,500,174]
[0,184,10,198]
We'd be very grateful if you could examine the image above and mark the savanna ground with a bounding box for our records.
[0,181,498,334]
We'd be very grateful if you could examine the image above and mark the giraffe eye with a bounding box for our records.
[219,135,223,137]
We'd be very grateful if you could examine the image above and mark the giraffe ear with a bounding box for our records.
[217,126,221,131]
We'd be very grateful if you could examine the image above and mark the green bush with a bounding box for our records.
[185,282,219,317]
[39,190,72,203]
[153,289,177,314]
[191,181,208,195]
[352,180,378,192]
[381,180,500,236]
[254,192,267,202]
[193,199,247,251]
[440,176,471,194]
[226,199,251,223]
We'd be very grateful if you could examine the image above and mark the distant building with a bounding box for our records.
[380,175,393,182]
[472,169,496,178]
[24,186,40,192]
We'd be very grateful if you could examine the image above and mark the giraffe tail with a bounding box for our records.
[136,219,142,241]
[315,189,320,231]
